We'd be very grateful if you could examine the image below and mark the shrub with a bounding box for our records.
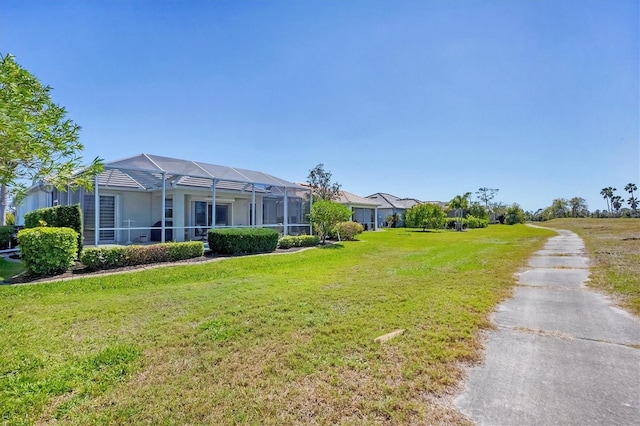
[405,204,446,231]
[278,235,320,249]
[0,225,14,250]
[25,204,83,253]
[465,215,489,229]
[331,221,364,241]
[18,227,78,276]
[80,241,204,271]
[208,228,279,255]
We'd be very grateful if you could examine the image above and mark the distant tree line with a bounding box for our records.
[528,182,638,221]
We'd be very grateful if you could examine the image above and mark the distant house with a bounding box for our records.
[335,190,380,231]
[16,154,313,246]
[366,193,423,227]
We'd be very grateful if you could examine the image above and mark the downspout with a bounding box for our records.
[309,190,313,235]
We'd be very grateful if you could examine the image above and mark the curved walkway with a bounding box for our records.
[455,228,640,425]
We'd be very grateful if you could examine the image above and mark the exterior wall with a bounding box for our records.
[15,190,50,226]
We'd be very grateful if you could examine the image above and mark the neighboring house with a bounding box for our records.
[335,190,380,231]
[16,153,313,246]
[366,193,423,227]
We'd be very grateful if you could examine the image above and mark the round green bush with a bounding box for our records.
[18,227,78,276]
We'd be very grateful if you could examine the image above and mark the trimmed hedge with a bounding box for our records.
[444,215,489,230]
[208,228,279,255]
[18,227,78,276]
[331,221,364,241]
[25,204,83,253]
[0,225,14,250]
[277,235,320,249]
[80,241,204,271]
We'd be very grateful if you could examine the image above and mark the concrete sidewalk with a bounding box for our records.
[455,228,640,425]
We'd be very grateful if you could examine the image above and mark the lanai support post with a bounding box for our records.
[161,172,166,243]
[251,185,256,227]
[212,178,217,229]
[374,207,378,231]
[283,188,289,236]
[94,174,99,246]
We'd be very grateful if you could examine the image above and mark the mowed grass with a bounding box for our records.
[0,258,23,282]
[0,225,553,425]
[539,218,640,316]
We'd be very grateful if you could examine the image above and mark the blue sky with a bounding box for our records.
[2,0,638,212]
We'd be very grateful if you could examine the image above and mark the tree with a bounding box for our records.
[405,203,446,231]
[544,198,569,220]
[306,164,341,201]
[447,192,472,211]
[0,53,103,225]
[504,203,525,225]
[568,197,589,218]
[308,200,352,244]
[600,187,616,214]
[476,187,499,212]
[611,195,624,216]
[468,201,489,220]
[625,183,638,216]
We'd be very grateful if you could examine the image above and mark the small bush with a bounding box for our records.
[278,235,320,249]
[25,204,83,253]
[0,225,14,250]
[208,228,279,255]
[331,221,364,241]
[80,241,204,271]
[18,227,78,276]
[465,215,489,229]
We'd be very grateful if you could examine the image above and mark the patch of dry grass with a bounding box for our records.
[538,218,640,316]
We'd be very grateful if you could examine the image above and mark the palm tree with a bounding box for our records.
[611,196,623,216]
[625,183,638,216]
[600,187,616,213]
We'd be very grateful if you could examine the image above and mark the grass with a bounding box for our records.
[0,225,554,425]
[0,258,23,282]
[536,218,640,316]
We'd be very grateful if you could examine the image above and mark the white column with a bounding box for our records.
[212,179,217,229]
[283,188,289,235]
[308,192,313,235]
[173,190,185,242]
[161,172,166,242]
[94,174,99,246]
[251,185,256,227]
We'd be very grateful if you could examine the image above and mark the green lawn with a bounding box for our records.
[0,258,23,282]
[0,225,553,425]
[537,218,640,316]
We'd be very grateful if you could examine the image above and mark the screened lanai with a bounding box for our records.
[53,154,313,246]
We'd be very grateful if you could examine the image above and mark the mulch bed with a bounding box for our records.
[4,246,311,285]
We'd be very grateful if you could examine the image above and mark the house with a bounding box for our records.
[335,190,380,231]
[366,193,422,227]
[16,154,313,246]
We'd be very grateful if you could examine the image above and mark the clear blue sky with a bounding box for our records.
[2,0,638,212]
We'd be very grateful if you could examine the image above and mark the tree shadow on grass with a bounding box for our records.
[319,243,344,249]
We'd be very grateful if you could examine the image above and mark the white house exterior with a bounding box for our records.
[366,193,422,227]
[16,154,313,246]
[335,190,380,231]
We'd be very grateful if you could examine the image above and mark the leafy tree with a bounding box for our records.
[504,203,525,225]
[468,202,489,220]
[543,198,569,220]
[0,53,103,225]
[625,183,638,216]
[405,203,446,231]
[569,197,589,218]
[308,200,352,244]
[306,164,341,201]
[476,187,498,212]
[600,187,616,214]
